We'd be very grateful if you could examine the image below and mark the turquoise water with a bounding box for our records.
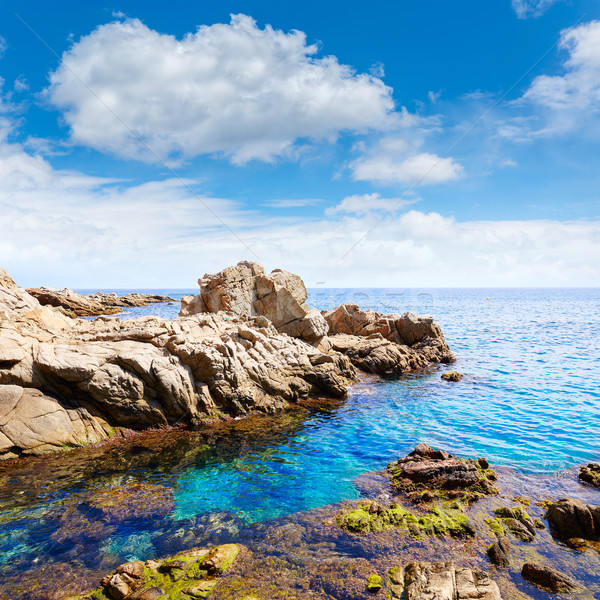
[1,287,599,594]
[77,287,600,522]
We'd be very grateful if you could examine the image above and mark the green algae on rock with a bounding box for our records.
[493,506,537,542]
[336,500,476,538]
[71,544,244,600]
[366,573,382,592]
[387,444,498,503]
[579,463,600,488]
[441,371,464,382]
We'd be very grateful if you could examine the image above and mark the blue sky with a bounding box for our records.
[0,0,599,287]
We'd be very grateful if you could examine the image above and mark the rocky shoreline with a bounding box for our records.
[0,261,452,459]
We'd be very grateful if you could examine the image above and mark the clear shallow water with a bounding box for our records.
[1,288,599,587]
[72,287,600,522]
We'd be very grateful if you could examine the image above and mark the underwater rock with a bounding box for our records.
[579,463,600,488]
[441,371,463,382]
[521,562,581,593]
[336,500,476,538]
[388,444,498,502]
[545,498,600,541]
[75,544,245,600]
[404,562,502,600]
[487,536,511,567]
[493,506,537,542]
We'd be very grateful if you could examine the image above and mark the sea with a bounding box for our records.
[1,287,599,595]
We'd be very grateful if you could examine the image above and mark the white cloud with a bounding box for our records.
[502,21,600,139]
[14,76,29,92]
[0,36,7,59]
[428,90,441,104]
[512,0,562,19]
[263,198,323,208]
[325,193,417,215]
[45,15,395,164]
[351,137,464,186]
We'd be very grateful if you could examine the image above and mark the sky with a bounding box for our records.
[0,0,599,288]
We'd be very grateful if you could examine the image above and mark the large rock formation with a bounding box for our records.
[0,271,354,459]
[182,262,454,372]
[180,261,329,346]
[27,287,175,318]
[1,263,454,459]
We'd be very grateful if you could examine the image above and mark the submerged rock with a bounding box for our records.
[521,562,581,593]
[487,536,511,567]
[404,562,502,600]
[388,444,498,502]
[493,506,537,542]
[579,463,600,488]
[441,371,463,382]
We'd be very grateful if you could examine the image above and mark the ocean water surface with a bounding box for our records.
[1,287,599,588]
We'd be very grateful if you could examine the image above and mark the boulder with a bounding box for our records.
[180,261,329,345]
[388,444,498,501]
[404,562,501,600]
[441,371,463,382]
[545,498,600,541]
[521,562,580,593]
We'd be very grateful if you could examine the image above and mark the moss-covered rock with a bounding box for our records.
[366,573,382,593]
[579,463,600,488]
[336,500,476,538]
[441,371,464,382]
[73,544,244,600]
[493,506,536,542]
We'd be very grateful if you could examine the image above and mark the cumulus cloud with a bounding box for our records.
[351,137,464,186]
[325,193,417,215]
[512,0,562,19]
[44,15,395,164]
[501,21,600,139]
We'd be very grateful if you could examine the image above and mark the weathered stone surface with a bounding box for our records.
[0,269,357,459]
[180,261,328,345]
[579,463,600,488]
[388,444,498,501]
[404,562,501,600]
[0,385,107,457]
[521,562,580,593]
[546,498,600,541]
[387,566,404,599]
[27,287,175,318]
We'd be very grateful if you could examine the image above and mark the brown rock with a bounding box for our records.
[546,498,600,541]
[441,371,463,382]
[579,463,600,488]
[389,444,497,500]
[521,562,580,593]
[487,537,511,567]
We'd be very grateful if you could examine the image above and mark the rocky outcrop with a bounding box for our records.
[324,303,454,373]
[388,443,498,502]
[27,287,175,318]
[493,506,538,542]
[72,544,244,600]
[579,463,600,488]
[404,562,502,600]
[545,498,600,541]
[441,371,463,382]
[521,562,580,594]
[0,270,355,459]
[180,261,329,345]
